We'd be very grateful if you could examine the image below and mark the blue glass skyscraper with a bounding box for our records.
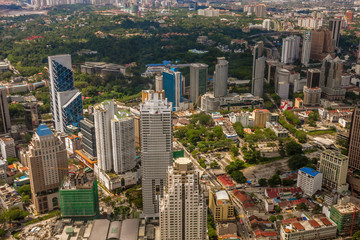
[162,68,182,111]
[49,54,83,132]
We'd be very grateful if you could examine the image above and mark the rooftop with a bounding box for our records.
[282,217,336,234]
[299,167,321,177]
[215,190,230,201]
[36,124,53,137]
[332,202,359,214]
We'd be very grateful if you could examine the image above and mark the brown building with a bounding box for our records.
[310,28,334,61]
[349,107,360,171]
[27,124,68,214]
[345,10,353,23]
[0,87,10,134]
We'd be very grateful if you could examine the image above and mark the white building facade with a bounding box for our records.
[297,167,323,196]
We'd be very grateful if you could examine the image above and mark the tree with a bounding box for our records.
[285,141,303,155]
[269,215,277,222]
[277,215,284,220]
[353,230,360,240]
[17,184,31,196]
[21,195,31,205]
[213,126,225,139]
[296,203,308,211]
[288,155,309,171]
[230,146,239,156]
[6,157,19,165]
[8,103,24,118]
[230,170,247,184]
[274,205,281,213]
[258,178,268,187]
[268,174,281,187]
[282,179,295,186]
[279,140,286,157]
[312,204,322,214]
[0,228,5,237]
[233,122,244,138]
[0,208,29,223]
[102,196,112,206]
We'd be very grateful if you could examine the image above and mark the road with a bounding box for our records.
[4,58,20,75]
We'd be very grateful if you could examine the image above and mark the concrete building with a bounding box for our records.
[59,171,99,219]
[345,10,353,23]
[209,188,235,222]
[24,102,40,131]
[141,92,172,218]
[111,111,136,174]
[302,31,312,67]
[0,159,7,183]
[65,135,81,156]
[253,109,271,128]
[318,150,349,193]
[281,36,300,64]
[307,68,321,88]
[329,18,342,48]
[159,158,206,240]
[330,202,360,235]
[252,41,266,98]
[0,87,10,134]
[80,62,127,77]
[142,89,165,103]
[303,86,321,106]
[280,217,337,240]
[79,118,97,157]
[0,137,16,160]
[214,57,228,98]
[27,124,68,214]
[190,63,208,106]
[275,67,290,98]
[155,75,163,92]
[297,167,323,196]
[349,107,360,171]
[163,68,182,111]
[266,121,289,138]
[266,60,280,84]
[310,28,334,61]
[0,184,23,210]
[262,19,271,30]
[48,55,83,133]
[254,4,266,18]
[319,55,346,101]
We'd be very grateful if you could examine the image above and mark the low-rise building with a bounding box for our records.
[280,217,337,240]
[0,184,23,210]
[65,135,82,156]
[297,167,323,196]
[0,159,7,183]
[266,121,289,138]
[209,188,235,222]
[0,137,16,160]
[253,109,271,128]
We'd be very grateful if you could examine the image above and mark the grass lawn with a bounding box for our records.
[307,129,336,136]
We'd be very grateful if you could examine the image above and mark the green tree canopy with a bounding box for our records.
[288,155,309,171]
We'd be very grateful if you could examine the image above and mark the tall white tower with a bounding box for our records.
[281,36,300,64]
[252,41,266,98]
[159,158,207,240]
[214,57,228,98]
[301,31,312,67]
[140,92,173,218]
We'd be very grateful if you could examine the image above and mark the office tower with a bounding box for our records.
[345,10,353,23]
[0,87,10,134]
[318,150,349,193]
[303,86,321,106]
[329,18,342,48]
[265,60,279,84]
[209,188,235,222]
[349,107,360,171]
[255,4,266,18]
[155,75,163,92]
[252,41,266,98]
[163,69,182,111]
[48,55,83,133]
[319,55,346,100]
[27,124,68,213]
[94,101,116,172]
[306,68,321,88]
[301,31,312,67]
[214,57,228,98]
[24,102,40,131]
[111,111,136,174]
[0,137,16,160]
[159,158,206,240]
[140,92,172,218]
[59,172,99,219]
[80,118,97,157]
[310,28,333,61]
[275,67,290,99]
[190,63,208,106]
[281,36,300,64]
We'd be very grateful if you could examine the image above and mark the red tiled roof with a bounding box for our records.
[291,198,307,206]
[320,218,332,226]
[282,218,299,224]
[218,174,235,187]
[308,220,320,228]
[293,222,305,230]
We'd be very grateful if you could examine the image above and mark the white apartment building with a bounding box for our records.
[0,137,16,160]
[281,36,300,64]
[159,158,207,240]
[301,31,312,67]
[297,167,323,196]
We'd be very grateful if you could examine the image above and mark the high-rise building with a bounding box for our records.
[306,68,321,88]
[27,124,68,213]
[252,41,266,98]
[209,188,235,222]
[24,102,40,131]
[111,111,136,174]
[275,68,290,99]
[0,137,16,160]
[48,55,83,133]
[140,92,172,218]
[59,172,99,219]
[349,106,360,171]
[79,118,97,157]
[142,89,165,103]
[281,36,300,64]
[155,75,163,92]
[319,55,346,100]
[254,4,266,18]
[0,87,10,134]
[318,150,349,193]
[330,202,360,236]
[301,31,312,67]
[94,101,116,172]
[265,60,279,84]
[163,69,182,111]
[329,18,342,48]
[345,10,353,23]
[159,158,206,240]
[262,19,271,30]
[297,167,323,196]
[190,63,208,106]
[252,109,270,128]
[214,57,228,98]
[310,28,333,61]
[303,86,321,106]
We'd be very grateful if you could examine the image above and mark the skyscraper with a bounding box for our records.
[348,107,360,171]
[303,86,321,106]
[254,4,266,18]
[281,36,300,64]
[0,87,10,134]
[214,57,228,98]
[159,158,206,240]
[163,69,182,111]
[310,28,333,61]
[302,31,312,67]
[306,68,321,88]
[329,18,342,48]
[140,92,172,218]
[252,41,266,98]
[190,63,208,105]
[275,67,290,99]
[79,118,97,157]
[48,54,83,133]
[27,124,68,213]
[111,111,136,174]
[319,55,346,100]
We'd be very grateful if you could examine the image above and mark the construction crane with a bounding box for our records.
[191,94,202,114]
